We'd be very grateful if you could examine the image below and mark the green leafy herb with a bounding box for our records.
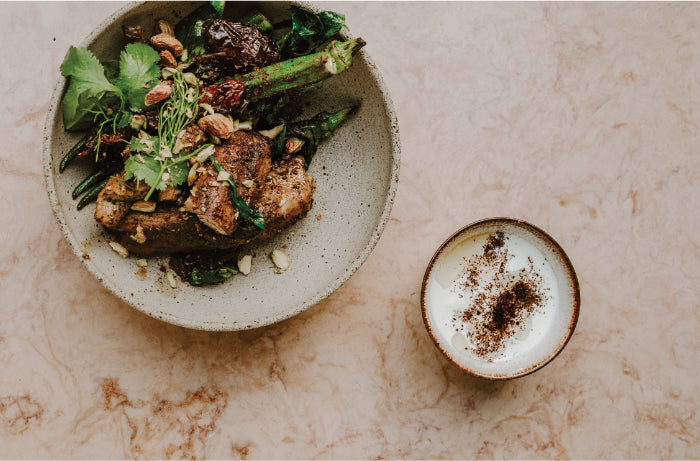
[175,1,224,60]
[278,7,345,58]
[60,46,122,131]
[189,266,238,285]
[209,156,265,230]
[114,43,161,112]
[61,43,161,133]
[123,71,207,199]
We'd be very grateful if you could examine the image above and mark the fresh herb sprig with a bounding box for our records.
[60,43,160,132]
[123,71,208,200]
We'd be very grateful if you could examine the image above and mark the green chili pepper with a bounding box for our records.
[72,165,120,199]
[76,177,110,210]
[59,135,89,173]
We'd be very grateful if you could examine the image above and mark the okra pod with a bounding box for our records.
[241,38,365,102]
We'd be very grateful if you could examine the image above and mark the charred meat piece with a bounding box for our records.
[94,189,131,229]
[201,19,280,72]
[100,172,150,202]
[184,131,271,235]
[173,123,207,154]
[157,186,181,203]
[111,207,249,256]
[252,156,314,238]
[122,24,146,44]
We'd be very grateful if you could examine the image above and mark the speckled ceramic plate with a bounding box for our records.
[43,1,400,331]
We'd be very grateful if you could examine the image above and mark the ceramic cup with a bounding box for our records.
[421,218,580,379]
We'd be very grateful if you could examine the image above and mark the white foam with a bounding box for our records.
[424,222,577,378]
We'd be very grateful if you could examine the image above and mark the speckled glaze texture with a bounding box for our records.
[2,2,699,459]
[43,1,400,331]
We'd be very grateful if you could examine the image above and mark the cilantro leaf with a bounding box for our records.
[114,43,161,112]
[60,46,122,130]
[123,154,163,189]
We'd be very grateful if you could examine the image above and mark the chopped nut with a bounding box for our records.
[156,19,175,36]
[270,249,290,273]
[144,84,172,106]
[136,258,148,267]
[161,66,177,80]
[159,144,172,158]
[183,72,198,86]
[210,135,222,145]
[198,113,235,138]
[166,270,178,288]
[285,137,305,154]
[108,241,129,258]
[194,144,215,163]
[258,124,285,139]
[187,163,199,186]
[217,170,231,182]
[199,103,215,115]
[150,33,184,57]
[242,179,254,188]
[233,120,254,131]
[237,255,252,276]
[185,87,196,103]
[162,172,171,182]
[129,224,147,244]
[131,201,156,212]
[159,50,177,68]
[180,49,189,63]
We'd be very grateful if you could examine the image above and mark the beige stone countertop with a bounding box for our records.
[1,2,698,459]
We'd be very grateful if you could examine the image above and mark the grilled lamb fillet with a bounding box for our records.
[107,156,315,255]
[94,189,131,228]
[184,131,271,235]
[111,207,249,256]
[100,172,150,202]
[252,156,314,239]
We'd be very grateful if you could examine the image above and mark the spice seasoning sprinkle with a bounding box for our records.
[451,231,549,359]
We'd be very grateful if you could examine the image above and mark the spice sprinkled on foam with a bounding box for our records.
[451,232,549,358]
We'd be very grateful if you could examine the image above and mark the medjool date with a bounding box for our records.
[201,19,280,72]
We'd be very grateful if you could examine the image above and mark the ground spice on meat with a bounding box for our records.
[451,232,548,358]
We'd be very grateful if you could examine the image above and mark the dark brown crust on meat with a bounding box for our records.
[111,207,252,256]
[253,156,314,239]
[183,131,271,235]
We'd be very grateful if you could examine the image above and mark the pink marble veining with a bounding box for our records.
[1,2,698,459]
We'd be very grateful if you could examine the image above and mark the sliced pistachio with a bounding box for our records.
[242,179,255,188]
[136,258,148,267]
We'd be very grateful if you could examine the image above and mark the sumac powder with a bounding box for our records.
[451,232,548,358]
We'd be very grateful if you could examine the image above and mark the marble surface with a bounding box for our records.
[1,2,698,459]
